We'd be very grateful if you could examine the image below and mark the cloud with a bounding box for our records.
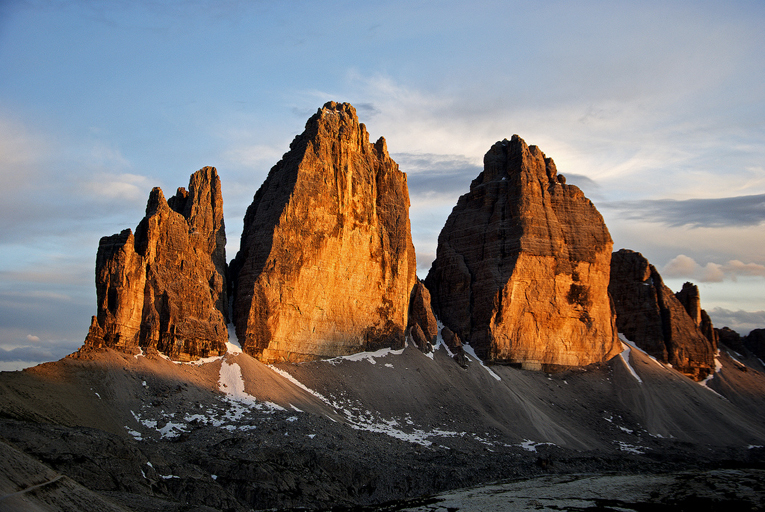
[82,172,155,202]
[601,194,765,228]
[0,340,80,363]
[707,308,765,336]
[26,334,40,342]
[662,254,765,283]
[394,152,481,198]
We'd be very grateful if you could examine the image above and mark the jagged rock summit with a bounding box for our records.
[83,167,228,361]
[230,101,417,362]
[608,249,716,380]
[425,135,620,368]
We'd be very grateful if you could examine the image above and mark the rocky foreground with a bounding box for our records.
[1,333,764,510]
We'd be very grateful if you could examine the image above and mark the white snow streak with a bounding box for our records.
[462,343,501,381]
[618,341,643,383]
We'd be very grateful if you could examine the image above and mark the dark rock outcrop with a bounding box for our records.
[425,135,620,368]
[408,280,438,352]
[675,282,718,350]
[717,326,746,353]
[609,249,715,380]
[231,102,417,363]
[83,167,228,361]
[745,329,765,361]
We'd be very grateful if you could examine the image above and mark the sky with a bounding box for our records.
[1,0,764,370]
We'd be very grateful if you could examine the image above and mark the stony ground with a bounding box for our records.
[1,338,764,511]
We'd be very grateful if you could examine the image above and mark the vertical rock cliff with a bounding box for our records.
[608,249,715,380]
[425,135,620,368]
[675,281,719,350]
[83,167,228,361]
[231,102,417,363]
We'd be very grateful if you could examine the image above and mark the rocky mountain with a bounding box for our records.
[83,167,228,362]
[230,102,416,363]
[425,135,620,369]
[608,249,716,380]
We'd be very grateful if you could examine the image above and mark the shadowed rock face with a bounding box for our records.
[425,135,620,368]
[609,249,715,381]
[83,167,228,361]
[676,282,719,350]
[231,102,417,363]
[408,280,439,352]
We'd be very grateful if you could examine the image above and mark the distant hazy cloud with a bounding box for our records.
[355,103,380,118]
[707,307,765,336]
[663,254,765,283]
[415,251,435,275]
[0,339,80,364]
[601,194,765,228]
[394,152,481,198]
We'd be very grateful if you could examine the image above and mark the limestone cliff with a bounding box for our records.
[609,249,715,381]
[83,167,228,361]
[231,102,417,363]
[425,135,620,368]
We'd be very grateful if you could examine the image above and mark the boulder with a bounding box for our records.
[609,249,715,381]
[83,167,228,361]
[425,135,620,368]
[231,102,417,362]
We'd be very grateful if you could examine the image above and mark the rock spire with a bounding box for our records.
[230,102,417,362]
[608,249,716,380]
[425,135,620,368]
[83,167,228,361]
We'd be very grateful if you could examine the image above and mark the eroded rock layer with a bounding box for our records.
[231,102,416,362]
[425,135,620,368]
[609,249,715,381]
[83,167,228,361]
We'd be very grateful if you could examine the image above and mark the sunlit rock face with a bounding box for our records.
[83,167,228,361]
[425,135,620,368]
[609,249,716,381]
[231,102,417,363]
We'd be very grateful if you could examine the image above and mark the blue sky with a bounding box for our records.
[1,0,764,369]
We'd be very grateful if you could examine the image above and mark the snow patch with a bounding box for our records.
[325,346,405,365]
[618,333,666,369]
[616,441,647,454]
[698,352,725,397]
[517,440,555,452]
[187,354,224,366]
[134,347,144,359]
[462,343,501,381]
[125,427,143,441]
[267,365,330,404]
[618,341,643,383]
[226,323,242,355]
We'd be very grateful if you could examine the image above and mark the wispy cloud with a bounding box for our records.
[602,194,765,228]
